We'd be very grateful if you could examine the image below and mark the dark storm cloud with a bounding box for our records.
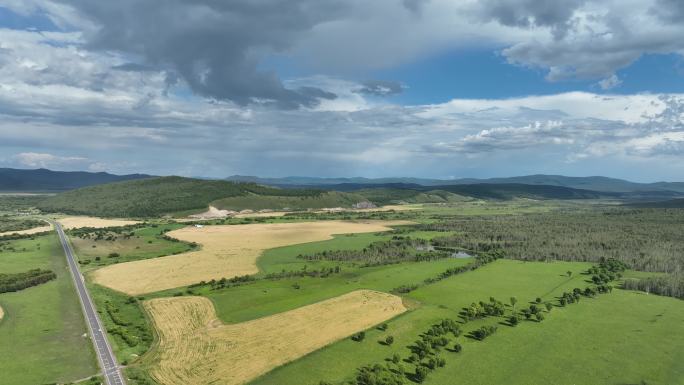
[475,0,585,38]
[56,0,346,108]
[355,80,404,96]
[651,0,684,24]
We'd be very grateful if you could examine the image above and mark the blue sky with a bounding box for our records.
[0,1,683,181]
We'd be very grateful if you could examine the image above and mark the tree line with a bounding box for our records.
[0,268,56,293]
[392,251,503,294]
[297,236,451,266]
[320,260,626,385]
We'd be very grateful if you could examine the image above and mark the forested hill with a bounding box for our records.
[0,168,151,191]
[350,183,611,205]
[227,174,684,193]
[36,176,365,217]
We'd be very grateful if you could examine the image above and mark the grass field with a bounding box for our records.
[248,259,683,385]
[92,220,411,295]
[422,289,684,385]
[0,234,98,384]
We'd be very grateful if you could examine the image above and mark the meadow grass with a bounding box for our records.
[206,258,472,324]
[249,259,683,385]
[0,234,98,384]
[423,289,684,385]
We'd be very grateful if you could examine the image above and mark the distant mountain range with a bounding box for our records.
[0,168,151,191]
[226,174,684,194]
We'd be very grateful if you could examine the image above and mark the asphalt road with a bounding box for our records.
[53,221,126,385]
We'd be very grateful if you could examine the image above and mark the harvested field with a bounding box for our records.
[0,222,52,237]
[57,217,139,229]
[234,211,287,218]
[92,220,411,295]
[144,290,406,385]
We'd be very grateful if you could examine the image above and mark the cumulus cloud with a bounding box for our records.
[355,80,405,96]
[13,152,87,168]
[1,1,684,180]
[7,0,682,91]
[38,0,348,109]
[474,0,586,39]
[598,74,622,90]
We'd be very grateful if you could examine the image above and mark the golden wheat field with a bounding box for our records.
[143,290,406,385]
[91,220,410,295]
[57,216,139,229]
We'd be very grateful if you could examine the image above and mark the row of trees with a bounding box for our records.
[190,265,344,291]
[392,251,503,294]
[0,268,56,293]
[0,217,45,233]
[297,236,449,266]
[622,275,684,299]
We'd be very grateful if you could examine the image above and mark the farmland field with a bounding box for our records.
[0,234,98,384]
[143,290,406,385]
[91,220,412,295]
[58,216,140,229]
[46,200,684,385]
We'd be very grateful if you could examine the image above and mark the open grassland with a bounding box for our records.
[143,290,406,385]
[249,259,592,385]
[208,258,471,324]
[422,290,684,385]
[0,234,97,384]
[92,220,412,295]
[247,259,683,385]
[58,216,140,229]
[71,223,193,270]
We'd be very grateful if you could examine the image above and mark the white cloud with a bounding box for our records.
[13,152,87,168]
[598,74,622,90]
[0,5,683,180]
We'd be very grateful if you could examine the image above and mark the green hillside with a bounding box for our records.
[212,191,366,211]
[37,176,360,217]
[626,198,684,208]
[355,188,471,205]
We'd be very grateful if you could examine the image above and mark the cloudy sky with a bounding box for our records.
[0,0,683,181]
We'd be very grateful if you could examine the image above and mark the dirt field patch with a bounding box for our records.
[144,290,406,385]
[0,305,4,322]
[92,220,410,295]
[57,217,139,229]
[0,222,52,237]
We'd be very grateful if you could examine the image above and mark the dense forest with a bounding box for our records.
[418,208,684,299]
[421,209,684,273]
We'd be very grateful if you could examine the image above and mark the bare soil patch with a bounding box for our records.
[0,305,4,321]
[57,217,139,229]
[144,290,406,385]
[92,220,410,295]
